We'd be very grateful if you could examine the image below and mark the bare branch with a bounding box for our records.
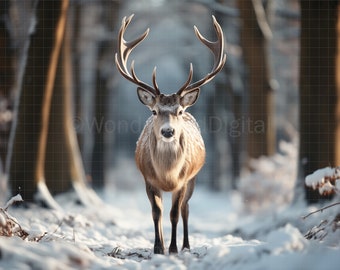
[302,201,340,220]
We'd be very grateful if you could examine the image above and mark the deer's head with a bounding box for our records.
[115,15,226,143]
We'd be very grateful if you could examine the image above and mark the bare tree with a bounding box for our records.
[2,0,38,201]
[8,0,64,203]
[92,1,120,188]
[237,0,276,161]
[7,0,102,207]
[212,1,244,190]
[62,3,101,205]
[34,0,70,208]
[0,0,14,201]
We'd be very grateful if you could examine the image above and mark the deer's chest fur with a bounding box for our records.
[150,134,186,191]
[136,114,205,192]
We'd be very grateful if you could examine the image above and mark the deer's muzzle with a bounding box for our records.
[161,127,175,138]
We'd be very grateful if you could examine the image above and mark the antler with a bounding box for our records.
[115,15,226,97]
[177,16,227,96]
[115,14,160,96]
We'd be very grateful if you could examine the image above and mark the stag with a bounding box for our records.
[115,14,226,254]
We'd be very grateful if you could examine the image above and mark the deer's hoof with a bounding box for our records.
[154,246,165,255]
[169,245,178,254]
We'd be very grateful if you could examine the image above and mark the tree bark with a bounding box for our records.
[35,0,69,194]
[298,0,339,203]
[4,0,38,199]
[9,0,66,201]
[237,0,276,161]
[93,1,120,189]
[0,1,12,165]
[335,4,340,172]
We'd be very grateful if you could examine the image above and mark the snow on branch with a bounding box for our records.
[305,166,340,196]
[0,194,28,239]
[4,194,23,211]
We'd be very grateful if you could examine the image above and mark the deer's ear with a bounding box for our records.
[137,87,156,107]
[180,88,200,108]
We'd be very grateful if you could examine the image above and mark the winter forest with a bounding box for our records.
[1,0,340,269]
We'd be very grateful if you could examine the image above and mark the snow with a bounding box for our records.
[238,140,297,214]
[1,141,340,269]
[0,183,340,269]
[4,194,23,211]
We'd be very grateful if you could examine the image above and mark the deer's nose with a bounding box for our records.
[161,127,174,138]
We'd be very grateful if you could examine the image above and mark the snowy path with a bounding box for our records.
[0,187,340,269]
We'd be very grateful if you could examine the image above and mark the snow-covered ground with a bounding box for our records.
[1,183,340,269]
[1,142,340,269]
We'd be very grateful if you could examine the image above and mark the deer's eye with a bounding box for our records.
[178,110,183,116]
[152,110,157,116]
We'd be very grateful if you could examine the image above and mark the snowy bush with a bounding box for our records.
[238,140,297,213]
[305,166,340,196]
[303,166,340,245]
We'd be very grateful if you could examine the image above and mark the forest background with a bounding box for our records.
[0,0,339,220]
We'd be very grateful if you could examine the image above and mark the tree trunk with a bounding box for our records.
[91,73,105,189]
[62,5,101,206]
[91,1,120,189]
[76,3,101,178]
[237,0,276,161]
[0,4,11,165]
[42,12,74,196]
[35,0,69,199]
[0,0,13,201]
[9,0,65,201]
[298,0,339,203]
[4,0,38,200]
[336,4,340,167]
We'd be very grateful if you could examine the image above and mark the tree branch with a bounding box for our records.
[302,201,340,219]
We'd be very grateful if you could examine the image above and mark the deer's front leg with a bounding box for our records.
[169,185,187,254]
[181,178,195,250]
[145,182,164,254]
